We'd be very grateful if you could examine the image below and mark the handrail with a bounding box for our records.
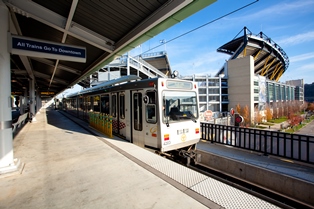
[200,122,314,165]
[129,56,167,78]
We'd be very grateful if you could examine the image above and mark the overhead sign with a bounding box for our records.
[41,92,55,95]
[10,35,86,63]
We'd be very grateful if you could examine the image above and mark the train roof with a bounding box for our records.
[66,75,141,98]
[66,76,195,98]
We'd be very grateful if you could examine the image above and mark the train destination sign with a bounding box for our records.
[10,35,86,63]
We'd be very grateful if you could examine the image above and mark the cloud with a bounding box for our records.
[171,52,229,76]
[290,52,314,63]
[282,62,314,83]
[277,31,314,46]
[295,63,314,72]
[244,0,314,19]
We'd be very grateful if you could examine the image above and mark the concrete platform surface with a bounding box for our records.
[0,108,209,209]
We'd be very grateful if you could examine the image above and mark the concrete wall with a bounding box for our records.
[228,56,255,123]
[195,149,314,207]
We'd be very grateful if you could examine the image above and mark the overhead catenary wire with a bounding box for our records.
[139,0,259,55]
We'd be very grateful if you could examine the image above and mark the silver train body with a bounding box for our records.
[65,76,200,153]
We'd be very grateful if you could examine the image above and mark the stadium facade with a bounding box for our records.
[180,27,304,122]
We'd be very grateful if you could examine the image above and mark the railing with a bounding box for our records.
[129,56,167,78]
[139,51,166,59]
[200,123,314,164]
[128,58,156,78]
[89,112,113,138]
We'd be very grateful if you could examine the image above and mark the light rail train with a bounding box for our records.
[65,75,200,153]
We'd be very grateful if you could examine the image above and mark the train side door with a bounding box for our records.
[143,90,159,149]
[111,93,118,135]
[131,91,145,147]
[117,92,127,139]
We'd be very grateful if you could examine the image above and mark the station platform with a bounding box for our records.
[0,107,280,209]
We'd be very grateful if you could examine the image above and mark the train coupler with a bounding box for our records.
[179,147,197,167]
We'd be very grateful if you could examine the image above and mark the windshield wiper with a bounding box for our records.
[166,116,169,127]
[185,112,197,123]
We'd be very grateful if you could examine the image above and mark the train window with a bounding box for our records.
[147,91,156,104]
[94,95,101,113]
[120,94,125,119]
[162,91,198,123]
[112,94,117,117]
[101,95,109,114]
[79,96,91,120]
[86,97,93,111]
[133,93,142,131]
[146,105,156,123]
[146,91,156,123]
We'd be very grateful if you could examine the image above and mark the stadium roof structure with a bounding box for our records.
[216,27,289,81]
[5,0,216,97]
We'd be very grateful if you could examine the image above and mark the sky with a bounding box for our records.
[129,0,314,85]
[63,0,314,97]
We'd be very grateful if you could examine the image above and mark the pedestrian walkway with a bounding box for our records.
[295,118,314,136]
[0,107,209,209]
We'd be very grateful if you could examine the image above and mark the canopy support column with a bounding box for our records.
[0,0,21,175]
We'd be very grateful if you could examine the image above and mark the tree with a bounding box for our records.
[300,102,308,113]
[236,103,241,114]
[265,105,273,121]
[272,102,278,119]
[242,105,250,126]
[308,102,314,112]
[283,102,289,116]
[278,101,283,118]
[291,100,300,113]
[254,106,262,124]
[288,113,302,129]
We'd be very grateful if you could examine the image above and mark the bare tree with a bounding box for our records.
[254,106,262,124]
[300,101,308,113]
[272,102,278,119]
[283,102,289,116]
[278,101,283,118]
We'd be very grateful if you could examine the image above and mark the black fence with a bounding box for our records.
[200,123,314,164]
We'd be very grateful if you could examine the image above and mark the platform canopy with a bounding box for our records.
[5,0,216,97]
[216,27,289,81]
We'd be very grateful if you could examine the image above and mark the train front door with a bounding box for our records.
[131,91,145,147]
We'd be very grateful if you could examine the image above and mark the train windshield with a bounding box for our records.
[162,91,198,123]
